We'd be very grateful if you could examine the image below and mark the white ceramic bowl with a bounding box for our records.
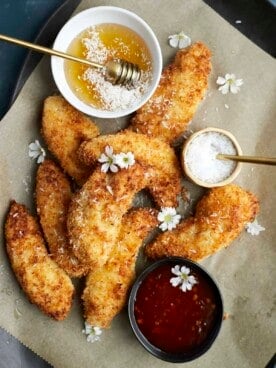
[51,6,162,119]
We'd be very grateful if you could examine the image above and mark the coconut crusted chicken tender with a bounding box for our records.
[42,95,99,185]
[5,202,74,320]
[36,159,89,278]
[83,208,158,328]
[146,184,259,261]
[78,130,182,208]
[131,42,211,145]
[67,164,147,269]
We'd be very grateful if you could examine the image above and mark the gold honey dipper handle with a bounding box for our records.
[217,154,276,166]
[0,33,141,85]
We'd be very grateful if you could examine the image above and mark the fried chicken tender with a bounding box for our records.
[78,130,181,208]
[146,184,259,261]
[5,201,74,320]
[36,159,89,277]
[67,164,147,269]
[42,95,99,184]
[83,208,158,328]
[131,42,211,144]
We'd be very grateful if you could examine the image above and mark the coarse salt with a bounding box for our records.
[185,132,237,183]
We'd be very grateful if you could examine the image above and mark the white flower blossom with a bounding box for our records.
[116,152,135,169]
[98,146,119,173]
[168,31,191,49]
[82,322,102,343]
[28,140,46,163]
[157,207,181,231]
[170,265,197,292]
[245,219,265,236]
[216,73,243,94]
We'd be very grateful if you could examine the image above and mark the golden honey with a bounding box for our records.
[64,23,152,110]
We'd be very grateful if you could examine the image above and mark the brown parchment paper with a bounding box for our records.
[0,1,275,367]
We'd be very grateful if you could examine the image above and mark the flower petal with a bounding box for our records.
[180,266,190,275]
[178,36,191,49]
[159,222,168,231]
[216,76,226,85]
[37,154,45,164]
[157,212,165,222]
[110,164,119,173]
[186,283,192,290]
[101,163,109,173]
[218,84,229,94]
[29,143,39,150]
[28,150,39,158]
[98,153,108,163]
[181,282,187,292]
[105,146,113,156]
[230,84,239,94]
[168,36,179,48]
[170,276,181,287]
[171,265,181,275]
[235,78,243,86]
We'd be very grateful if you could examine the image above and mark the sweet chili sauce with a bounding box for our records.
[134,263,219,354]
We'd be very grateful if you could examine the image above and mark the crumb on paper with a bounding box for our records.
[181,187,191,203]
[223,312,232,320]
[224,104,229,109]
[245,219,265,236]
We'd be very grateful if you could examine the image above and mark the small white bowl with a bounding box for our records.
[51,6,162,119]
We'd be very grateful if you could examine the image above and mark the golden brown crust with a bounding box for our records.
[36,159,89,277]
[67,164,147,269]
[131,42,211,144]
[5,201,74,320]
[42,95,99,184]
[145,184,259,261]
[78,130,181,207]
[83,208,158,328]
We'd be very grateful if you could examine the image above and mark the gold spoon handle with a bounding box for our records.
[0,33,103,69]
[217,154,276,166]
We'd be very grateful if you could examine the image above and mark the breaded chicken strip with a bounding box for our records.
[67,164,147,269]
[78,130,181,208]
[36,160,89,277]
[5,201,74,320]
[131,42,211,144]
[146,184,259,261]
[83,208,158,328]
[42,95,99,184]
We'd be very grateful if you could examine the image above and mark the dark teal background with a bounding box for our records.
[0,0,67,120]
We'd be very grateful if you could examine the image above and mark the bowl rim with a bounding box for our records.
[181,127,243,188]
[128,257,224,363]
[51,5,162,119]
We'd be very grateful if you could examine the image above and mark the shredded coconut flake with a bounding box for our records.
[185,132,237,183]
[80,26,152,112]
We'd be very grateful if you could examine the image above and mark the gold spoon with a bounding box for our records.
[217,154,276,166]
[0,33,141,86]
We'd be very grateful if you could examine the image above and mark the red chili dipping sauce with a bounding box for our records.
[134,263,219,354]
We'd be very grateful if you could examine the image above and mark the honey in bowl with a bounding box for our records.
[128,258,223,362]
[64,23,153,112]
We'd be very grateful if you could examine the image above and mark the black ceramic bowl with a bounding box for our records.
[128,257,223,363]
